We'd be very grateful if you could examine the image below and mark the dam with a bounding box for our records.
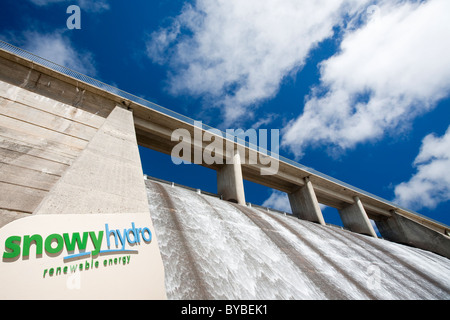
[0,40,449,299]
[146,177,450,300]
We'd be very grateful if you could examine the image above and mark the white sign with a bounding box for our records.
[0,213,167,299]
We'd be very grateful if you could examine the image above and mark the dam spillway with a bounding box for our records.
[146,179,450,300]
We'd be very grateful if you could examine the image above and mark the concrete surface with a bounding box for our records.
[339,197,378,238]
[288,177,325,226]
[217,150,246,205]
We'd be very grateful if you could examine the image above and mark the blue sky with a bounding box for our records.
[1,0,449,227]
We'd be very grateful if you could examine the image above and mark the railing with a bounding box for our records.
[0,39,447,229]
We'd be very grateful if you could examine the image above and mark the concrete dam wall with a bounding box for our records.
[146,179,450,300]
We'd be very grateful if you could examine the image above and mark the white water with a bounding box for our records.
[146,180,450,300]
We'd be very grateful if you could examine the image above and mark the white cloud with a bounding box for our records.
[251,113,279,130]
[77,0,110,13]
[283,0,450,157]
[146,0,371,126]
[262,190,292,213]
[22,31,97,76]
[394,126,450,210]
[261,189,328,214]
[146,20,181,65]
[28,0,65,5]
[29,0,110,12]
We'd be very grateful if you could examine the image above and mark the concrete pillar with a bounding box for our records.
[338,197,378,238]
[288,177,325,225]
[34,105,150,215]
[217,150,246,205]
[376,211,450,259]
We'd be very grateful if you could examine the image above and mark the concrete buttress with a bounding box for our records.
[217,150,246,205]
[288,177,325,225]
[34,105,150,215]
[339,196,378,238]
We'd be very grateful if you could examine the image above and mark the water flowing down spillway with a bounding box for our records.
[145,179,450,300]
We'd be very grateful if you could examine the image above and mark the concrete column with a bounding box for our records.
[217,150,246,205]
[338,197,378,238]
[288,177,325,225]
[376,211,450,259]
[34,105,150,215]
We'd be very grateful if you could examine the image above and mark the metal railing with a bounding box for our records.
[0,39,447,229]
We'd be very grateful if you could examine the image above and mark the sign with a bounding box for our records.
[0,213,166,299]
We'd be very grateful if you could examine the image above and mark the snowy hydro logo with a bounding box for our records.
[2,221,152,280]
